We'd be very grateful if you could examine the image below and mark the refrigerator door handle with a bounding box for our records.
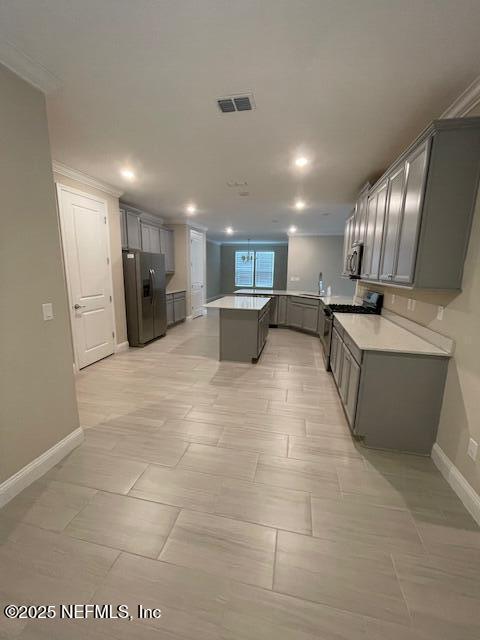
[149,269,155,304]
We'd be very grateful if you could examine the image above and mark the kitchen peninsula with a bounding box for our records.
[204,296,271,362]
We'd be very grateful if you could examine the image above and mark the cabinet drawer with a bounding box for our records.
[332,318,345,339]
[343,332,362,365]
[166,293,174,302]
[173,291,186,300]
[290,296,318,307]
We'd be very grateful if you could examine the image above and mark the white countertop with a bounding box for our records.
[205,296,271,311]
[333,314,451,357]
[234,289,359,305]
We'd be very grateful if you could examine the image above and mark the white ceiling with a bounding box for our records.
[1,1,480,241]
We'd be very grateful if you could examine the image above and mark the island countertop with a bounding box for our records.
[234,289,359,305]
[205,296,271,311]
[333,313,452,357]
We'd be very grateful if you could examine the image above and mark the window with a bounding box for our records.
[235,250,275,288]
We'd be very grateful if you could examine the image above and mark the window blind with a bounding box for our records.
[234,251,254,287]
[254,251,275,288]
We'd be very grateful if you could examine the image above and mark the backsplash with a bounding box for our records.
[356,281,458,333]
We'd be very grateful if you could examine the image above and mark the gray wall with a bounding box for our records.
[206,241,222,300]
[0,64,80,484]
[287,235,355,296]
[220,243,288,293]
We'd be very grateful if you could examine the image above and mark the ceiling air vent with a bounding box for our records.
[217,93,255,113]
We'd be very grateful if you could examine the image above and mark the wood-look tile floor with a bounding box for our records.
[1,311,480,639]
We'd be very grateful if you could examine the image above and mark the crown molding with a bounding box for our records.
[0,39,61,94]
[441,74,480,118]
[289,232,344,238]
[52,161,123,198]
[167,219,209,232]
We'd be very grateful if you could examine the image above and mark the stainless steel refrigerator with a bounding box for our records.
[122,249,167,347]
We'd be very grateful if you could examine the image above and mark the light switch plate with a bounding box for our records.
[42,302,54,321]
[467,438,478,461]
[437,306,444,321]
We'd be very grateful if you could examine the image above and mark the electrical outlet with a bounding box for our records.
[437,306,444,321]
[407,298,412,311]
[391,294,396,304]
[467,438,478,461]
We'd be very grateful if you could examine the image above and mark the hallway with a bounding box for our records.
[1,313,479,639]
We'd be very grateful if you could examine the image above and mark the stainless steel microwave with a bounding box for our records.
[346,243,363,278]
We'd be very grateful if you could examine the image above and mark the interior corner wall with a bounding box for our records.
[0,64,80,484]
[220,243,288,293]
[206,241,221,300]
[52,173,127,346]
[287,235,355,296]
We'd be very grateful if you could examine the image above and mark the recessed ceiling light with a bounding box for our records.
[225,226,234,235]
[186,203,197,214]
[288,225,298,234]
[294,199,306,210]
[294,156,309,168]
[120,168,135,181]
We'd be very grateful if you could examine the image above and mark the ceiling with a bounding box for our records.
[1,1,480,242]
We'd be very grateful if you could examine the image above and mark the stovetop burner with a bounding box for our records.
[329,304,379,314]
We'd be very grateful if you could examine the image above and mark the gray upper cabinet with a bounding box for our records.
[370,181,388,281]
[120,208,128,248]
[141,223,161,254]
[393,141,429,284]
[121,207,175,273]
[126,211,142,250]
[353,184,369,245]
[353,117,480,290]
[361,179,387,280]
[380,164,406,281]
[160,228,175,273]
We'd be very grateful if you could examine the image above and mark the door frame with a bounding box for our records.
[189,228,206,318]
[55,182,116,371]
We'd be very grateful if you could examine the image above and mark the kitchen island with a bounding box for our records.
[204,296,271,362]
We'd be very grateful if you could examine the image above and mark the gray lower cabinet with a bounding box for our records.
[287,300,303,329]
[303,305,319,333]
[166,291,186,326]
[331,318,449,454]
[167,297,174,325]
[277,296,287,325]
[219,304,270,363]
[330,328,342,387]
[287,297,319,333]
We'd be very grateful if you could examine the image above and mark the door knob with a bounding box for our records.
[74,304,86,310]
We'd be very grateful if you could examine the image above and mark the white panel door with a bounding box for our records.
[190,229,205,319]
[57,185,115,369]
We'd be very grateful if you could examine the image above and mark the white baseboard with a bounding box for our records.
[431,443,480,525]
[115,341,129,353]
[0,427,84,509]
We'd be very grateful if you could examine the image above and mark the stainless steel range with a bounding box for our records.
[320,291,383,369]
